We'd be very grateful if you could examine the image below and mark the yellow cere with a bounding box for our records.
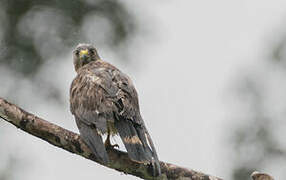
[80,49,88,57]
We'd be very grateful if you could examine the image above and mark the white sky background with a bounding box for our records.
[1,0,286,179]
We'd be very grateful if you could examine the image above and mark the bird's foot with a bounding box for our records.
[108,144,119,149]
[105,139,119,149]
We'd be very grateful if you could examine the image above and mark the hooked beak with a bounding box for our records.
[79,49,89,60]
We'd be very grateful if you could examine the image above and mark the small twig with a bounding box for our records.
[251,171,274,180]
[0,97,222,180]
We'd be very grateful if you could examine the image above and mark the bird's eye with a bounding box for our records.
[89,49,94,55]
[75,50,81,55]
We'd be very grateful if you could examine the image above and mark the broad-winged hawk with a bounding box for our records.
[70,44,161,176]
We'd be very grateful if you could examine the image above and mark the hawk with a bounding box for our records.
[70,43,161,176]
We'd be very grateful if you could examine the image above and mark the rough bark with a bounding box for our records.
[251,171,274,180]
[0,97,223,180]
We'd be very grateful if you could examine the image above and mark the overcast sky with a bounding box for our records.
[2,0,286,179]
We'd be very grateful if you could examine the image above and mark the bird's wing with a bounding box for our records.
[111,68,161,176]
[70,62,160,175]
[75,117,109,164]
[70,67,117,164]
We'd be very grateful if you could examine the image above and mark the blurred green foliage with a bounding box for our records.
[0,1,137,179]
[231,36,286,180]
[0,0,135,76]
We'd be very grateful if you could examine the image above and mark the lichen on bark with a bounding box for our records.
[0,97,222,180]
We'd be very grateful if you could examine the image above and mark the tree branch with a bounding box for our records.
[251,171,274,180]
[0,97,222,180]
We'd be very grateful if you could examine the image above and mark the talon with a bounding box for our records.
[105,142,119,149]
[105,139,119,149]
[105,134,119,149]
[112,144,119,149]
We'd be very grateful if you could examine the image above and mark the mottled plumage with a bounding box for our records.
[70,44,161,176]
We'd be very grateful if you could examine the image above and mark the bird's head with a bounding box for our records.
[73,43,100,72]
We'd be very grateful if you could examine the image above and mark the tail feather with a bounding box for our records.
[115,119,161,176]
[134,124,154,160]
[77,119,109,164]
[115,120,151,162]
[144,127,161,176]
